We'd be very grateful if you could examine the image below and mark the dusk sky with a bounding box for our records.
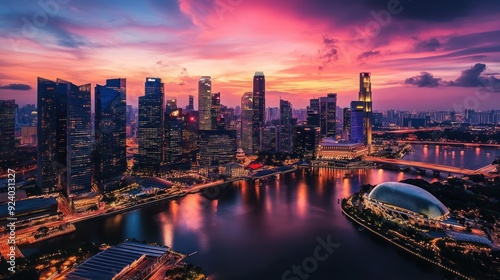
[1,0,500,110]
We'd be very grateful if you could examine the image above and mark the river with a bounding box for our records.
[20,145,499,279]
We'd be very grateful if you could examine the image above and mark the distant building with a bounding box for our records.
[319,93,337,137]
[164,108,183,164]
[95,78,127,190]
[187,94,194,110]
[252,72,265,154]
[350,101,364,144]
[359,72,372,149]
[279,99,293,153]
[343,107,351,140]
[198,76,212,130]
[316,138,368,160]
[241,92,253,154]
[211,92,225,130]
[261,126,278,152]
[138,78,164,175]
[0,100,16,167]
[21,126,37,145]
[37,78,92,195]
[293,126,320,159]
[198,130,237,167]
[307,98,320,127]
[182,110,198,155]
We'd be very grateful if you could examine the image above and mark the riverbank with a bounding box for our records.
[340,198,472,280]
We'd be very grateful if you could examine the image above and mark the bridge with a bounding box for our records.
[364,156,497,177]
[397,140,500,149]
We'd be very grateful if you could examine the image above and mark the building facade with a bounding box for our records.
[252,72,265,154]
[359,72,372,148]
[198,130,237,167]
[138,78,164,175]
[95,78,127,190]
[198,76,212,130]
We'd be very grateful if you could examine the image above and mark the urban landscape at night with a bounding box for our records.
[1,0,500,279]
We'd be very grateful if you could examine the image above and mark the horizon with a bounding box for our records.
[1,0,500,109]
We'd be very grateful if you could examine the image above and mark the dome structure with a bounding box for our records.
[368,182,449,220]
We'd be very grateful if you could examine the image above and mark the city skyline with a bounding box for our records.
[1,0,500,110]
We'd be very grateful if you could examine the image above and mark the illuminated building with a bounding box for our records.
[66,242,172,280]
[342,107,351,140]
[182,111,198,154]
[350,101,364,144]
[21,126,37,145]
[198,130,237,167]
[307,98,320,127]
[187,94,194,111]
[279,99,293,153]
[138,78,164,175]
[241,92,253,154]
[164,108,183,164]
[316,138,368,160]
[0,100,16,166]
[211,92,225,130]
[319,93,337,137]
[359,72,372,149]
[252,72,265,154]
[37,78,92,195]
[364,182,449,229]
[95,78,126,190]
[293,126,320,159]
[198,76,212,130]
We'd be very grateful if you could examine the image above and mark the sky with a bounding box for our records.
[1,0,500,110]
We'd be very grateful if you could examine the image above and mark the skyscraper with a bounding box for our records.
[198,76,212,130]
[350,101,364,143]
[187,95,194,111]
[240,92,253,154]
[279,99,293,153]
[0,100,16,168]
[359,72,372,149]
[95,78,127,190]
[138,78,164,175]
[211,92,223,130]
[343,107,351,140]
[319,93,337,137]
[307,98,320,127]
[164,108,183,164]
[37,78,92,195]
[252,72,265,154]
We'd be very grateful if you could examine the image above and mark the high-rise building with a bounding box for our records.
[294,126,320,159]
[211,92,224,130]
[187,95,194,111]
[138,78,164,175]
[350,101,365,143]
[279,99,293,153]
[166,99,177,110]
[240,92,253,154]
[198,130,237,167]
[164,108,183,164]
[21,126,37,145]
[359,72,372,148]
[307,98,320,127]
[95,78,127,190]
[252,72,265,154]
[198,76,212,130]
[343,107,351,140]
[319,93,337,137]
[0,100,16,168]
[37,78,92,195]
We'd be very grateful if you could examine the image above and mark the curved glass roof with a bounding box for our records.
[368,182,449,219]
